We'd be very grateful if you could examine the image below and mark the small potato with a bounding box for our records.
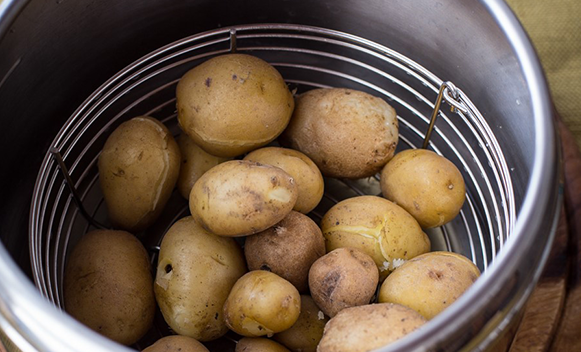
[280,88,398,178]
[143,335,209,352]
[235,338,290,352]
[321,195,430,279]
[64,230,155,345]
[273,295,329,352]
[98,116,180,232]
[308,248,378,318]
[378,251,480,320]
[380,149,466,228]
[317,303,426,352]
[244,211,325,292]
[177,54,295,157]
[223,270,301,337]
[154,216,247,341]
[244,147,324,214]
[189,160,298,237]
[176,133,231,199]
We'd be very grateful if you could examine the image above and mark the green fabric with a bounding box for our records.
[507,0,581,149]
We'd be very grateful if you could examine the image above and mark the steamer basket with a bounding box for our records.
[0,1,561,352]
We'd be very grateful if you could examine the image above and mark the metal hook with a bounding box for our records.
[229,28,237,53]
[422,81,467,149]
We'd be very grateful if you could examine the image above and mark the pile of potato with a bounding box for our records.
[63,53,480,352]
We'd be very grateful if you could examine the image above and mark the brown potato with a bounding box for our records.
[380,148,466,228]
[317,303,426,352]
[244,211,325,292]
[280,88,398,178]
[223,270,301,337]
[244,147,324,214]
[98,116,180,232]
[235,338,290,352]
[273,295,329,352]
[378,251,480,320]
[177,54,294,157]
[308,248,379,317]
[143,335,209,352]
[189,160,298,237]
[64,230,155,345]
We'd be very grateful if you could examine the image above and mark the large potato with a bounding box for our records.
[223,270,301,337]
[176,133,231,199]
[143,335,209,352]
[235,338,290,352]
[280,88,398,178]
[321,195,430,279]
[380,149,466,228]
[98,116,180,232]
[244,211,325,292]
[308,248,378,318]
[64,230,155,345]
[244,147,324,214]
[154,216,247,341]
[378,251,480,320]
[317,303,426,352]
[189,160,298,237]
[176,53,294,157]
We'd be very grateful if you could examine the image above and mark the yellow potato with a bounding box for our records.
[189,160,298,237]
[380,149,466,228]
[142,335,209,352]
[244,147,324,214]
[235,338,290,352]
[280,88,398,178]
[154,216,247,341]
[321,195,430,279]
[223,270,301,337]
[64,230,155,345]
[98,116,180,232]
[176,54,294,157]
[378,251,480,320]
[317,303,426,352]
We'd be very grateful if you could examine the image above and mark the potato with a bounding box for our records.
[279,88,398,178]
[273,295,329,352]
[176,133,231,199]
[380,148,466,228]
[378,251,480,320]
[154,216,247,341]
[321,195,430,279]
[189,160,298,237]
[143,335,209,352]
[235,338,290,352]
[223,270,301,337]
[176,53,294,157]
[244,147,324,214]
[308,248,378,318]
[244,211,325,292]
[98,116,180,232]
[317,303,426,352]
[63,230,155,345]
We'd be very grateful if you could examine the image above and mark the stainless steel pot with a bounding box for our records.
[0,0,561,351]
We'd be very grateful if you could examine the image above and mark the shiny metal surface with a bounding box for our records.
[0,0,560,352]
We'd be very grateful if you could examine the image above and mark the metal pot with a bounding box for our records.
[0,0,561,351]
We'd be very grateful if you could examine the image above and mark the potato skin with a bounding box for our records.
[98,116,180,232]
[142,335,209,352]
[64,230,155,346]
[308,248,379,318]
[154,216,247,341]
[378,251,480,320]
[223,270,301,337]
[176,54,294,157]
[280,88,398,178]
[321,195,430,279]
[189,160,298,237]
[244,211,325,292]
[317,303,426,352]
[380,149,466,228]
[235,338,290,352]
[244,147,324,214]
[177,133,231,199]
[273,295,329,352]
